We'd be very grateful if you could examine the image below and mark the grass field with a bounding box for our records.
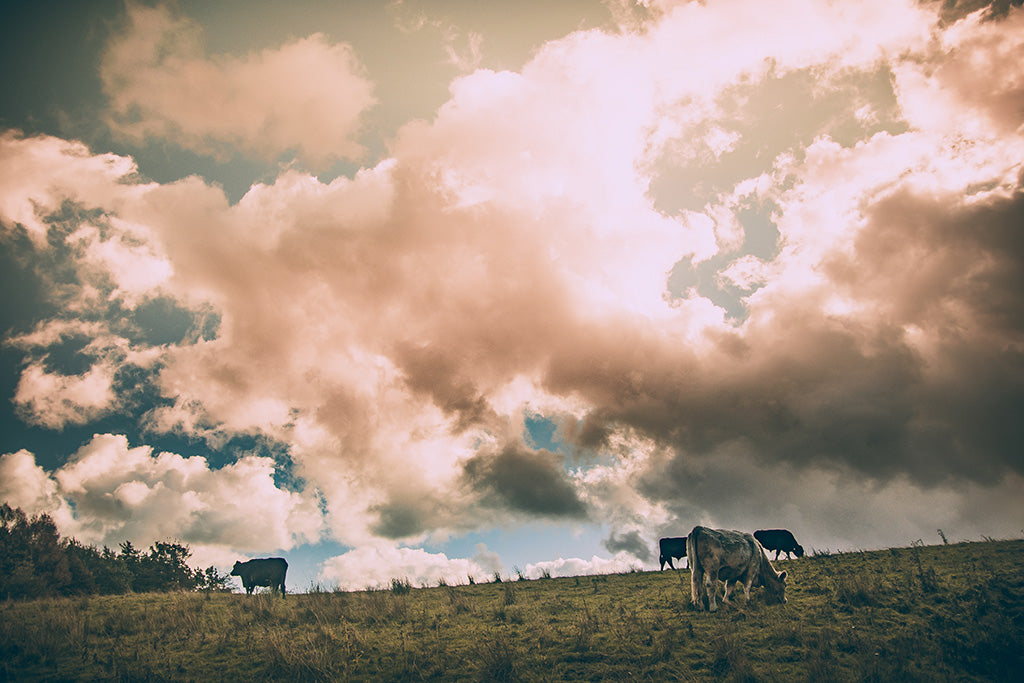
[1,539,1021,681]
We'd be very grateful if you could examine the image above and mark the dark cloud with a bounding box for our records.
[371,501,428,539]
[544,187,1024,490]
[462,443,588,519]
[603,529,652,562]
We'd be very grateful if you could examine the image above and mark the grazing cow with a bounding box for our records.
[230,557,288,596]
[753,529,805,560]
[659,536,688,570]
[687,526,787,612]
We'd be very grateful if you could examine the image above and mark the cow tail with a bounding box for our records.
[687,529,702,608]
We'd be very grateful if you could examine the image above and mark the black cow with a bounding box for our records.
[753,529,804,560]
[659,536,688,570]
[230,557,288,595]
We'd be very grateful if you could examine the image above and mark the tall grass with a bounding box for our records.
[0,539,1021,681]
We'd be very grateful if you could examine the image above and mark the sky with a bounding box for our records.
[1,0,1022,593]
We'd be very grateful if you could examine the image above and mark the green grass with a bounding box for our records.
[1,539,1021,681]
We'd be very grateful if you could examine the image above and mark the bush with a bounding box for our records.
[0,503,229,599]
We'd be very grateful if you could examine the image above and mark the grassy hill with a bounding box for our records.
[1,539,1021,681]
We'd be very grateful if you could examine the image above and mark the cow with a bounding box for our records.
[659,536,688,570]
[230,557,288,596]
[753,529,805,560]
[687,526,787,612]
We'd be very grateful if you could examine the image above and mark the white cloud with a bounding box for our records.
[0,132,139,247]
[0,435,323,554]
[101,2,376,167]
[319,543,498,591]
[14,361,116,429]
[525,552,642,579]
[0,450,71,522]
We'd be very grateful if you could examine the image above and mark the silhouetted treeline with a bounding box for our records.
[0,504,230,600]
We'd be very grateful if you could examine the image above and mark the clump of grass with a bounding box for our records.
[390,577,412,595]
[503,582,517,606]
[573,602,600,652]
[446,585,472,615]
[712,627,758,682]
[910,545,941,593]
[832,570,879,608]
[473,627,523,682]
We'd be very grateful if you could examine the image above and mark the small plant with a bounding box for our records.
[389,577,412,595]
[540,568,552,579]
[492,571,503,584]
[910,546,940,593]
[473,627,522,682]
[513,565,526,581]
[937,529,949,545]
[467,574,476,585]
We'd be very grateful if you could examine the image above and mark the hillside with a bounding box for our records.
[1,539,1021,681]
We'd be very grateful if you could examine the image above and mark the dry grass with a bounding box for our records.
[0,539,1021,681]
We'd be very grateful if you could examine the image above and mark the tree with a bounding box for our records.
[195,565,232,592]
[134,541,197,592]
[0,504,71,599]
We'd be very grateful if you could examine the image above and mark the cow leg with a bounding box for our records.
[722,580,732,604]
[690,562,704,609]
[705,574,719,612]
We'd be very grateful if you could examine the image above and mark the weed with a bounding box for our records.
[473,627,523,682]
[910,545,941,593]
[390,577,412,595]
[572,601,600,652]
[832,569,879,608]
[503,581,517,606]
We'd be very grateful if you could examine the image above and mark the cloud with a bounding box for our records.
[0,435,323,553]
[1,0,1022,581]
[524,552,641,579]
[318,543,502,590]
[603,529,652,562]
[100,2,376,167]
[0,131,140,247]
[14,361,117,429]
[462,443,588,519]
[893,6,1024,138]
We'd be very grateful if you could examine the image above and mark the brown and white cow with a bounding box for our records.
[687,526,787,611]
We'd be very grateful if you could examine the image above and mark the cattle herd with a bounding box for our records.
[660,527,803,611]
[230,528,801,612]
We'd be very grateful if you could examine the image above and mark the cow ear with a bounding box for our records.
[779,570,787,582]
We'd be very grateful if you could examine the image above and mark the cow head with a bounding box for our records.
[230,561,243,577]
[763,568,788,604]
[794,544,805,558]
